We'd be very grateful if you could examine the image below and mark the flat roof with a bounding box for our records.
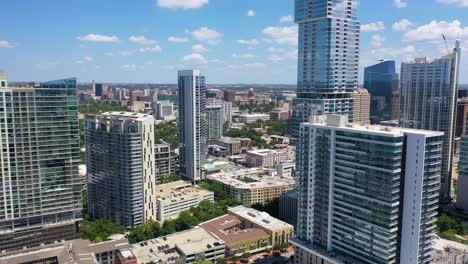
[247,149,277,156]
[239,113,270,117]
[207,168,295,190]
[229,205,294,231]
[101,111,154,122]
[131,227,225,264]
[200,215,269,245]
[156,180,213,203]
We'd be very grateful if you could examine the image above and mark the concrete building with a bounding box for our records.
[155,143,178,178]
[292,115,444,264]
[131,227,225,264]
[364,60,399,123]
[217,137,242,155]
[206,103,224,145]
[86,112,156,228]
[0,237,133,264]
[178,70,207,182]
[224,90,236,105]
[277,163,296,178]
[270,109,290,121]
[292,0,360,137]
[228,205,294,247]
[279,191,298,227]
[246,149,287,168]
[155,100,175,121]
[352,88,371,124]
[200,214,271,257]
[456,98,468,137]
[456,116,468,213]
[0,76,82,252]
[155,181,214,222]
[206,168,295,206]
[400,41,461,203]
[239,113,270,124]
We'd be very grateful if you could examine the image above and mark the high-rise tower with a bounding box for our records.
[400,41,461,203]
[292,0,360,137]
[0,77,82,251]
[178,70,207,182]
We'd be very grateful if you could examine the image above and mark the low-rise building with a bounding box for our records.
[131,227,225,264]
[239,113,270,124]
[270,109,290,120]
[155,181,214,222]
[277,163,296,178]
[228,205,294,247]
[279,191,298,227]
[218,137,242,155]
[0,237,133,264]
[207,168,295,205]
[246,149,287,168]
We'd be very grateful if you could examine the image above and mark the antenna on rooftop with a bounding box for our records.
[442,34,450,54]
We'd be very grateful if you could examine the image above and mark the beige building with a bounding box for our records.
[228,206,294,247]
[132,227,225,264]
[246,149,287,168]
[206,168,295,205]
[239,113,270,124]
[353,89,371,124]
[155,181,214,222]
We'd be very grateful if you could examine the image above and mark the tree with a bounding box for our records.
[79,100,127,114]
[80,219,125,243]
[160,174,181,184]
[154,121,179,148]
[251,198,280,218]
[128,220,162,244]
[175,211,200,231]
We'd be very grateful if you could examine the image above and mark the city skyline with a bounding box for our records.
[1,0,468,84]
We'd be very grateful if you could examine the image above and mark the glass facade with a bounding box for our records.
[292,0,360,137]
[0,79,82,250]
[364,61,399,123]
[400,42,461,202]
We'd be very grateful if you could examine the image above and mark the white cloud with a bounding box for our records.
[247,9,255,17]
[279,15,293,23]
[192,44,208,52]
[267,47,297,62]
[371,34,385,48]
[0,40,16,48]
[84,56,94,62]
[262,26,298,46]
[361,21,385,32]
[129,35,157,45]
[232,53,256,59]
[77,34,120,43]
[182,53,207,64]
[237,39,260,45]
[403,20,468,42]
[393,0,408,8]
[230,62,266,70]
[190,27,223,45]
[157,0,208,9]
[168,36,189,43]
[139,45,162,53]
[118,50,134,56]
[121,64,142,71]
[435,0,468,7]
[392,19,414,31]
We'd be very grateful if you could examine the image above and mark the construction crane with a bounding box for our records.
[442,34,450,54]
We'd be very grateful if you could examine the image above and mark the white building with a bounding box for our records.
[246,149,286,168]
[239,113,270,124]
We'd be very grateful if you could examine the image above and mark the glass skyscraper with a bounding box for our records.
[400,41,461,203]
[292,115,443,264]
[364,60,399,123]
[292,0,360,137]
[0,76,82,251]
[178,70,207,182]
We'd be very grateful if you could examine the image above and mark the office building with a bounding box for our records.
[155,181,214,222]
[390,94,400,120]
[456,115,468,212]
[0,76,82,251]
[279,191,298,227]
[155,100,175,121]
[224,90,236,104]
[456,98,468,137]
[217,137,242,155]
[85,112,156,228]
[155,143,178,178]
[178,70,207,182]
[352,88,371,124]
[95,83,103,97]
[206,102,224,145]
[222,101,233,129]
[0,237,134,264]
[400,41,461,202]
[239,113,270,124]
[246,149,287,168]
[270,109,290,121]
[207,168,295,205]
[292,115,444,264]
[364,60,399,123]
[292,0,360,137]
[132,227,225,264]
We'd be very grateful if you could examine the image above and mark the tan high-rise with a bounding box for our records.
[353,89,371,124]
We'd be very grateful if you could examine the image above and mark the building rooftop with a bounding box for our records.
[156,180,213,203]
[101,111,154,122]
[239,113,270,117]
[218,137,242,144]
[247,149,277,156]
[305,115,444,137]
[131,227,225,264]
[200,215,269,245]
[229,205,294,232]
[207,168,295,190]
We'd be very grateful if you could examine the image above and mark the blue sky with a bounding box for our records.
[1,0,468,84]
